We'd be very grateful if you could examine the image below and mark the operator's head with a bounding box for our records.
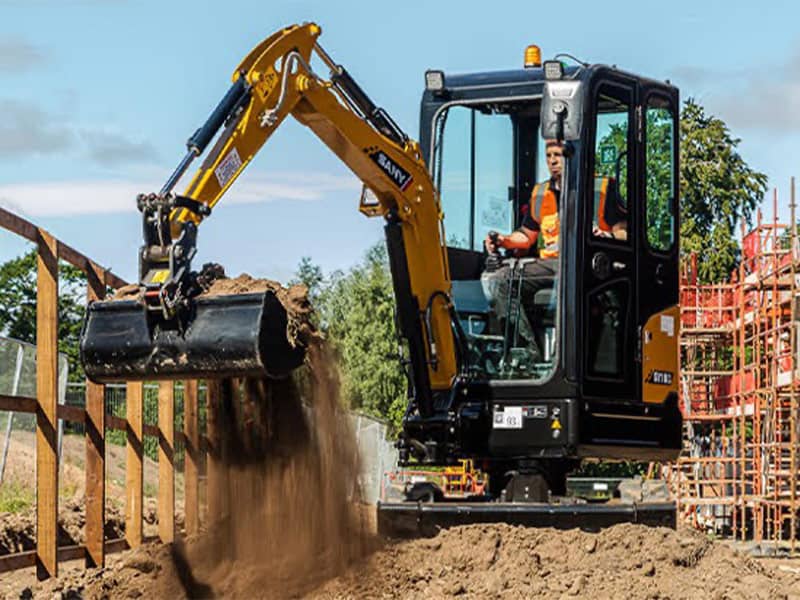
[545,139,564,181]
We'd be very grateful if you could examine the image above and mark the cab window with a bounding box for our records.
[433,102,558,384]
[645,96,676,251]
[590,87,631,242]
[434,105,514,251]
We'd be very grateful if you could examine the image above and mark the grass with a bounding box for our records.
[144,482,158,499]
[59,479,79,501]
[0,479,35,513]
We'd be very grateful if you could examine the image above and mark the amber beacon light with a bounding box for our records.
[524,45,542,68]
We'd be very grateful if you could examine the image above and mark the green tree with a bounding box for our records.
[290,256,324,305]
[298,244,407,432]
[597,99,767,281]
[0,250,87,382]
[680,99,768,282]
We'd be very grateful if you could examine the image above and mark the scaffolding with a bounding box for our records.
[676,181,800,550]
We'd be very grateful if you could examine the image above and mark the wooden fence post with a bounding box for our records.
[184,380,199,536]
[84,263,106,568]
[158,382,174,543]
[125,382,143,548]
[35,230,59,580]
[206,380,224,526]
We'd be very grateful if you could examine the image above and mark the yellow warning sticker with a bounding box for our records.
[150,269,169,284]
[551,419,562,430]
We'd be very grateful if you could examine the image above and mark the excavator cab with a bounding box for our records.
[400,57,682,489]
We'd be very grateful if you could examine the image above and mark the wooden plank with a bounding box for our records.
[0,550,35,573]
[177,431,209,453]
[158,382,175,544]
[125,382,144,548]
[85,263,106,569]
[35,229,59,581]
[0,393,37,413]
[205,379,222,526]
[106,414,127,432]
[107,414,156,437]
[58,244,127,289]
[0,538,148,575]
[183,380,199,535]
[0,205,37,242]
[56,404,86,424]
[0,206,127,289]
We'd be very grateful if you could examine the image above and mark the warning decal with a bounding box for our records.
[215,148,243,188]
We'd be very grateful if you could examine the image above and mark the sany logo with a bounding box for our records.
[369,150,413,191]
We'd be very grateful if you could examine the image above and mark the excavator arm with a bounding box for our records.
[81,23,457,414]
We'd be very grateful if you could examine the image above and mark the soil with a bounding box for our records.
[200,272,317,348]
[6,521,800,599]
[0,499,124,557]
[108,283,142,302]
[314,523,800,600]
[109,268,317,349]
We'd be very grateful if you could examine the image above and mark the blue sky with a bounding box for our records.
[1,0,799,283]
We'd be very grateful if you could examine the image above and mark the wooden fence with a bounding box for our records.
[0,206,209,579]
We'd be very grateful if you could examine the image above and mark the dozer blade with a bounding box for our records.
[80,291,306,383]
[377,501,676,538]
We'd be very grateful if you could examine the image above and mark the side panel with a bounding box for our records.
[642,306,680,403]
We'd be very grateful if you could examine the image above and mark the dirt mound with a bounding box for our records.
[14,522,800,599]
[201,272,317,348]
[311,523,800,599]
[110,268,318,349]
[0,499,126,556]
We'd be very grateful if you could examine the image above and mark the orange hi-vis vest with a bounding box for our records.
[529,181,560,258]
[529,177,618,258]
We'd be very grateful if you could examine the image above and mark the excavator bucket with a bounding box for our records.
[80,291,306,383]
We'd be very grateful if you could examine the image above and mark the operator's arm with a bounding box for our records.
[485,228,538,253]
[485,198,539,254]
[593,177,628,240]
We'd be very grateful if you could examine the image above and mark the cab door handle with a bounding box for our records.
[655,263,665,285]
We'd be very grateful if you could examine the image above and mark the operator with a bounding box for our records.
[480,139,564,356]
[481,139,627,356]
[484,139,628,256]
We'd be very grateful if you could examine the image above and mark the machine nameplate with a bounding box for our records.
[493,406,523,429]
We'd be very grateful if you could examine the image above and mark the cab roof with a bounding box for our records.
[423,64,676,103]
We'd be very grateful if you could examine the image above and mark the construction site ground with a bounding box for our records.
[0,520,799,599]
[2,404,800,598]
[0,428,798,599]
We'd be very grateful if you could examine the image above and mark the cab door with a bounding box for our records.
[636,87,680,404]
[580,76,638,403]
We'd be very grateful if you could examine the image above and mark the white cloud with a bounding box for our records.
[0,39,46,72]
[670,49,800,134]
[80,131,160,166]
[0,100,73,157]
[0,172,359,217]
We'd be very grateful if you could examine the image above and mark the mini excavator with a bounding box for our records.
[80,23,683,533]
